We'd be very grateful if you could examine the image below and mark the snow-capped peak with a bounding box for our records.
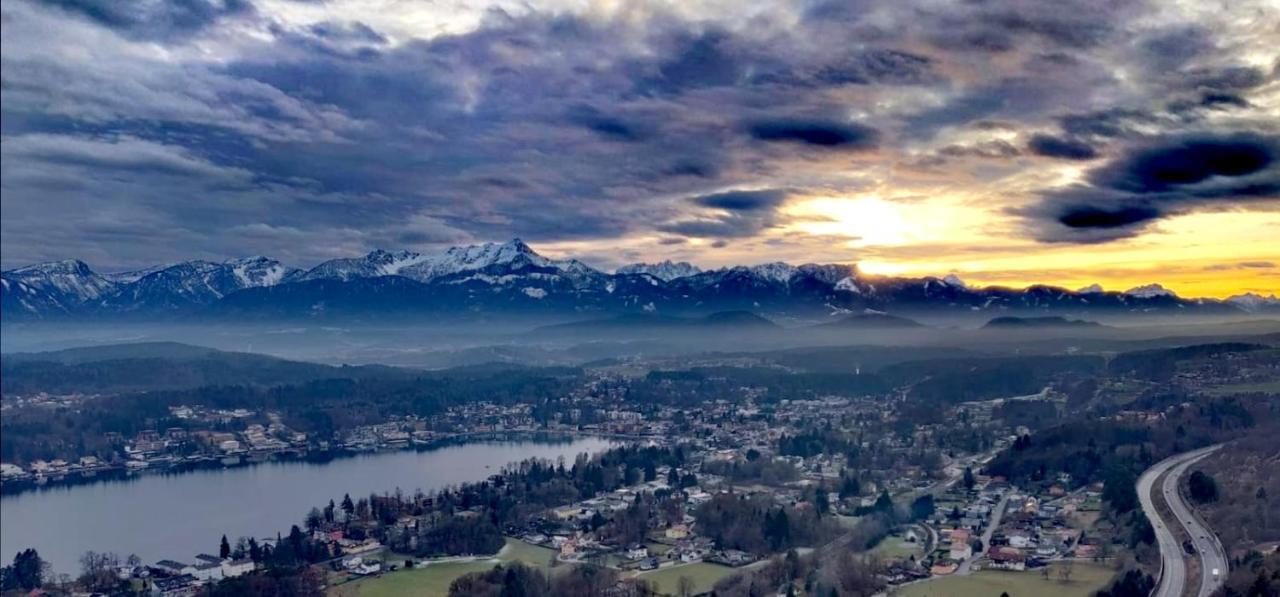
[366,249,430,274]
[616,260,702,281]
[942,273,967,288]
[400,239,555,281]
[745,262,798,284]
[1226,292,1280,312]
[7,258,93,277]
[296,239,603,286]
[1077,283,1104,294]
[225,256,298,288]
[1124,283,1175,298]
[298,249,427,282]
[2,259,117,301]
[102,264,171,284]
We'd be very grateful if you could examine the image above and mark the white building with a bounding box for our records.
[221,559,254,578]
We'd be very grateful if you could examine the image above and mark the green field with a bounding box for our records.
[330,539,558,597]
[873,535,924,560]
[894,561,1114,597]
[634,562,742,596]
[1204,380,1280,396]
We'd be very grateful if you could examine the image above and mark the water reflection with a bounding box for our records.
[0,437,615,575]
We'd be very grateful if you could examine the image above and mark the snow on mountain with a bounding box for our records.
[102,257,299,311]
[835,277,862,293]
[401,239,552,281]
[102,264,171,284]
[0,276,75,316]
[1,240,1254,319]
[2,259,117,302]
[227,256,300,288]
[795,264,854,285]
[297,239,590,285]
[297,249,430,282]
[616,261,702,281]
[744,262,798,284]
[1124,283,1176,298]
[1226,292,1280,312]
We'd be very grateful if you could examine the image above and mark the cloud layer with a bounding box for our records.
[1,0,1278,272]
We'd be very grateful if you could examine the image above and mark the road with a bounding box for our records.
[1137,445,1227,597]
[956,491,1010,575]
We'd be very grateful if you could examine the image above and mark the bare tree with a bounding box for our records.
[78,551,120,593]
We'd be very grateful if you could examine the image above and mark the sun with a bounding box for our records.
[785,196,921,246]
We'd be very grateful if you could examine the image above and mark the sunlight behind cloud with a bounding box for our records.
[785,197,927,246]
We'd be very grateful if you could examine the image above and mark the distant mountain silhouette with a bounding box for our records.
[816,313,926,329]
[2,239,1251,321]
[983,316,1104,329]
[534,310,779,335]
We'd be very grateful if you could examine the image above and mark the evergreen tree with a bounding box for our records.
[1,549,44,591]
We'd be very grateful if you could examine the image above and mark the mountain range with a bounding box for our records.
[3,239,1278,321]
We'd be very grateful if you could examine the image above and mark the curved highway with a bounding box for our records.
[1137,445,1227,597]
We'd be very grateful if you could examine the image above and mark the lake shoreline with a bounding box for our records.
[0,436,619,576]
[0,430,633,497]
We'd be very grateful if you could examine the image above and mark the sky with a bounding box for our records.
[1,0,1278,298]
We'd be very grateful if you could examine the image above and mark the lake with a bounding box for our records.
[0,437,615,575]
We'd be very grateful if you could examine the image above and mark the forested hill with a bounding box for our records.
[1,342,408,394]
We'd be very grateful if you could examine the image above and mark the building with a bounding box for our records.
[222,559,255,578]
[154,560,193,576]
[950,542,973,561]
[152,575,197,597]
[949,529,973,561]
[988,548,1026,571]
[191,562,224,581]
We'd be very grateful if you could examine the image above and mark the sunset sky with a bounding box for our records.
[2,0,1278,297]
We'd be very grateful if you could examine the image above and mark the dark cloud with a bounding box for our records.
[4,0,1279,267]
[659,189,792,239]
[566,105,649,142]
[307,21,387,44]
[1166,91,1251,117]
[1057,205,1158,229]
[814,49,938,86]
[693,189,789,212]
[923,0,1131,54]
[748,119,879,149]
[1059,108,1153,139]
[1027,133,1098,160]
[39,0,254,40]
[663,160,719,179]
[1090,134,1274,193]
[1022,133,1280,242]
[1137,26,1214,72]
[1185,66,1269,91]
[639,29,745,95]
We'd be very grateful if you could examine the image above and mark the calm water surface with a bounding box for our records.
[0,437,614,575]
